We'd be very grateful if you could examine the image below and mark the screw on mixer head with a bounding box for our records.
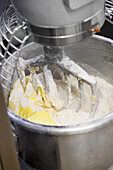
[88,23,101,34]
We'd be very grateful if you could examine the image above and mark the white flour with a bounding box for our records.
[54,76,113,125]
[9,68,113,126]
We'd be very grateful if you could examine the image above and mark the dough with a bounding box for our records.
[8,68,113,126]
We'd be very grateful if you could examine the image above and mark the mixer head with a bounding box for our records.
[11,0,105,46]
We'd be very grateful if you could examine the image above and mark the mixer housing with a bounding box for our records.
[11,0,105,46]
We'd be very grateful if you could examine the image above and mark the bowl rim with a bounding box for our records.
[8,108,113,135]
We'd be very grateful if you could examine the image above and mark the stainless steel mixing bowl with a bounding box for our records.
[1,36,113,170]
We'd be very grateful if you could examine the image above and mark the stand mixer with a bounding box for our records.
[1,0,113,170]
[0,0,105,117]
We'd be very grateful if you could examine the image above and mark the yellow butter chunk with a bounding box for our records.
[9,101,16,110]
[27,94,37,101]
[8,72,57,126]
[25,81,44,106]
[19,105,34,119]
[8,101,18,115]
[27,111,56,126]
[26,87,37,101]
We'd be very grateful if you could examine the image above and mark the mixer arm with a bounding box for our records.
[56,55,97,86]
[55,54,98,116]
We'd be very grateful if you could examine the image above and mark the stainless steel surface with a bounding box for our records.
[11,0,105,46]
[0,36,113,170]
[30,16,104,46]
[10,0,105,26]
[0,84,20,170]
